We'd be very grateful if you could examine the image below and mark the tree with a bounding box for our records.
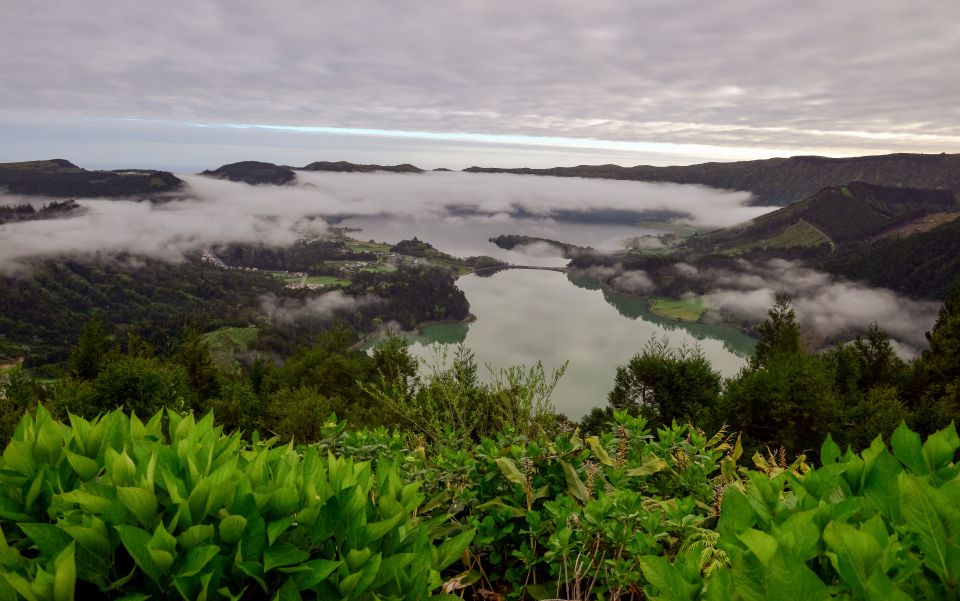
[851,323,905,391]
[750,291,802,369]
[173,328,221,406]
[720,353,840,456]
[69,316,117,381]
[608,337,722,428]
[910,279,960,432]
[89,356,189,416]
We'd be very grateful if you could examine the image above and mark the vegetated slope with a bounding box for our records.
[693,182,960,253]
[465,152,960,205]
[299,160,424,173]
[822,217,960,299]
[679,182,960,299]
[0,258,282,363]
[200,161,296,185]
[0,159,182,197]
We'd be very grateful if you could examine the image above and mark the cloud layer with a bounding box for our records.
[0,172,767,270]
[1,0,959,163]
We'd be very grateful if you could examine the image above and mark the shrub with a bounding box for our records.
[0,407,472,600]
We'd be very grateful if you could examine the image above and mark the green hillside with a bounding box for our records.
[0,159,182,197]
[694,182,960,254]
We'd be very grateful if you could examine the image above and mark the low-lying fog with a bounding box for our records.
[0,170,943,356]
[0,171,765,270]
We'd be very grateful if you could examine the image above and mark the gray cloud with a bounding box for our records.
[1,0,958,163]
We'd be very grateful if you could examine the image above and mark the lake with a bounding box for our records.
[349,214,756,418]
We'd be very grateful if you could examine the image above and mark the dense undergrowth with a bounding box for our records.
[1,405,959,600]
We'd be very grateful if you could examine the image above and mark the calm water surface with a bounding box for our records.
[348,214,755,418]
[373,268,756,419]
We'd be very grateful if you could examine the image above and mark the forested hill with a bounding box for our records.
[465,152,960,205]
[694,182,960,250]
[0,159,182,197]
[682,181,960,299]
[200,161,296,185]
[298,161,424,173]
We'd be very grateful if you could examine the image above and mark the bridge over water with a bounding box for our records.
[465,264,570,275]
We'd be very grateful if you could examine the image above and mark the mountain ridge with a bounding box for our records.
[464,152,960,205]
[0,159,182,197]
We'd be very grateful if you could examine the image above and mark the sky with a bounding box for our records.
[2,0,959,170]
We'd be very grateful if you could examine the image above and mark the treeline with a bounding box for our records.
[213,239,376,273]
[0,258,282,367]
[0,257,470,368]
[583,285,960,458]
[0,199,82,224]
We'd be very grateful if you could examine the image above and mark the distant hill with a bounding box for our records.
[299,161,424,174]
[685,181,960,299]
[465,152,960,205]
[694,182,960,252]
[200,161,296,185]
[0,159,182,197]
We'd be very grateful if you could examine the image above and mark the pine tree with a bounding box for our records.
[750,291,803,369]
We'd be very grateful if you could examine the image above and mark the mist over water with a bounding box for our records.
[0,171,768,271]
[1,170,941,388]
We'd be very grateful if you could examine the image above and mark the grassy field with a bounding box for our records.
[345,239,392,253]
[728,219,832,254]
[649,297,706,322]
[305,275,352,287]
[267,271,304,286]
[200,326,258,372]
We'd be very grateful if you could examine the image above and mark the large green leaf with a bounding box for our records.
[263,543,310,572]
[862,450,902,521]
[585,436,617,467]
[115,525,162,583]
[560,460,589,503]
[820,434,841,465]
[626,454,669,477]
[638,555,698,601]
[823,522,882,598]
[494,458,526,486]
[737,529,778,565]
[52,542,76,601]
[900,475,951,583]
[436,529,474,570]
[116,487,158,529]
[891,423,928,475]
[923,424,960,473]
[764,550,830,601]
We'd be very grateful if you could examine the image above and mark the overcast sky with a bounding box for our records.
[2,0,958,170]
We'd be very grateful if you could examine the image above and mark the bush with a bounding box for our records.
[0,407,471,600]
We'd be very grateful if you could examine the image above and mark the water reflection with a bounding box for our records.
[372,269,755,419]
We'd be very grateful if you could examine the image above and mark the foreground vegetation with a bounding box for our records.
[1,261,959,598]
[1,403,959,599]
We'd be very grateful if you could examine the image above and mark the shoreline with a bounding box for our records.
[353,312,478,350]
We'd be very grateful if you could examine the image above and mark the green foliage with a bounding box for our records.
[750,291,803,369]
[608,337,721,427]
[68,317,117,382]
[0,407,469,600]
[363,344,566,444]
[713,422,960,600]
[911,280,960,433]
